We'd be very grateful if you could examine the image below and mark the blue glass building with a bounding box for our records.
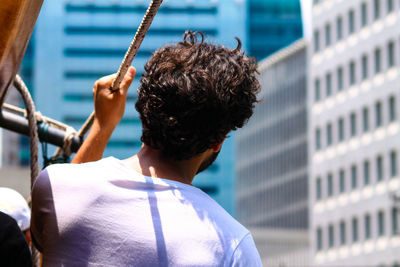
[33,0,246,215]
[248,0,303,60]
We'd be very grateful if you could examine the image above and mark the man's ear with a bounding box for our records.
[212,131,230,152]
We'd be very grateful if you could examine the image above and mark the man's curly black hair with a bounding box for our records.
[135,31,260,161]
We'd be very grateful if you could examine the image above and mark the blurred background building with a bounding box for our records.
[236,39,309,265]
[309,0,400,265]
[248,0,303,60]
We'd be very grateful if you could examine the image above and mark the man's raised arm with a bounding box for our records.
[71,67,136,164]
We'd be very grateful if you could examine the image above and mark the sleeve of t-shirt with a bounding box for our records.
[31,168,53,252]
[230,233,263,267]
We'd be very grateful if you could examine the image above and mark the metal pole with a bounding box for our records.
[0,110,82,153]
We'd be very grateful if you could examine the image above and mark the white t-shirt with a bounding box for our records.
[31,157,262,267]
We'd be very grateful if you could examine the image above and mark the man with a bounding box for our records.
[32,31,262,266]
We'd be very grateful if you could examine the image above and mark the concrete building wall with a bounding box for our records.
[237,39,308,230]
[309,0,400,265]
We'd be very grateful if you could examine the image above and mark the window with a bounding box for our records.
[352,217,359,242]
[351,164,358,189]
[390,96,397,122]
[387,0,394,13]
[336,16,343,40]
[327,173,334,197]
[340,221,346,245]
[338,117,345,141]
[315,78,321,102]
[362,107,370,132]
[350,112,357,137]
[375,48,382,74]
[328,224,335,248]
[388,41,395,68]
[314,30,320,52]
[316,128,321,150]
[349,61,356,85]
[316,177,322,200]
[365,214,372,239]
[361,2,368,27]
[339,169,346,193]
[317,227,323,250]
[327,123,333,146]
[326,73,332,97]
[325,24,331,47]
[364,160,370,185]
[377,155,384,181]
[390,151,397,177]
[378,210,385,236]
[337,67,344,91]
[348,9,355,34]
[375,101,383,127]
[374,0,381,20]
[392,207,398,235]
[362,54,369,80]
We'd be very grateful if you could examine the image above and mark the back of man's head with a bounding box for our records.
[136,31,260,161]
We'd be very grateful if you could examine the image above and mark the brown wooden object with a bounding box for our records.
[0,0,43,104]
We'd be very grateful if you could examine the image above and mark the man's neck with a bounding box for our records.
[122,145,202,185]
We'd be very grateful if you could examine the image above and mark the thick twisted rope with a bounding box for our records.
[13,75,40,267]
[76,0,164,140]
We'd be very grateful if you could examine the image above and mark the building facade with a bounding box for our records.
[248,0,303,60]
[33,0,246,215]
[309,0,400,265]
[236,39,308,264]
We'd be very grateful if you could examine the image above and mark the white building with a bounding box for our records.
[309,0,400,265]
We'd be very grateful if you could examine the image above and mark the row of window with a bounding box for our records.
[314,0,399,52]
[315,95,397,150]
[316,208,399,251]
[315,150,397,200]
[314,39,398,102]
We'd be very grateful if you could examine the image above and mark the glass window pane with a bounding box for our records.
[374,0,381,20]
[350,113,357,136]
[387,0,394,13]
[377,155,384,181]
[326,73,332,96]
[340,221,346,245]
[349,10,355,34]
[363,107,370,132]
[389,96,396,122]
[329,224,335,248]
[390,151,397,177]
[362,54,369,80]
[314,30,320,52]
[328,173,333,196]
[338,118,345,141]
[375,101,382,127]
[350,61,356,85]
[317,228,323,250]
[337,67,344,91]
[339,169,346,193]
[361,2,368,27]
[316,128,321,150]
[336,16,343,40]
[316,177,322,200]
[375,48,382,74]
[315,78,321,102]
[351,165,358,189]
[364,160,370,185]
[365,214,371,239]
[378,211,385,236]
[388,41,395,67]
[325,24,331,47]
[352,217,359,242]
[327,123,333,146]
[392,208,398,235]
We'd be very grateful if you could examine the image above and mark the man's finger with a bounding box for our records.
[119,66,136,95]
